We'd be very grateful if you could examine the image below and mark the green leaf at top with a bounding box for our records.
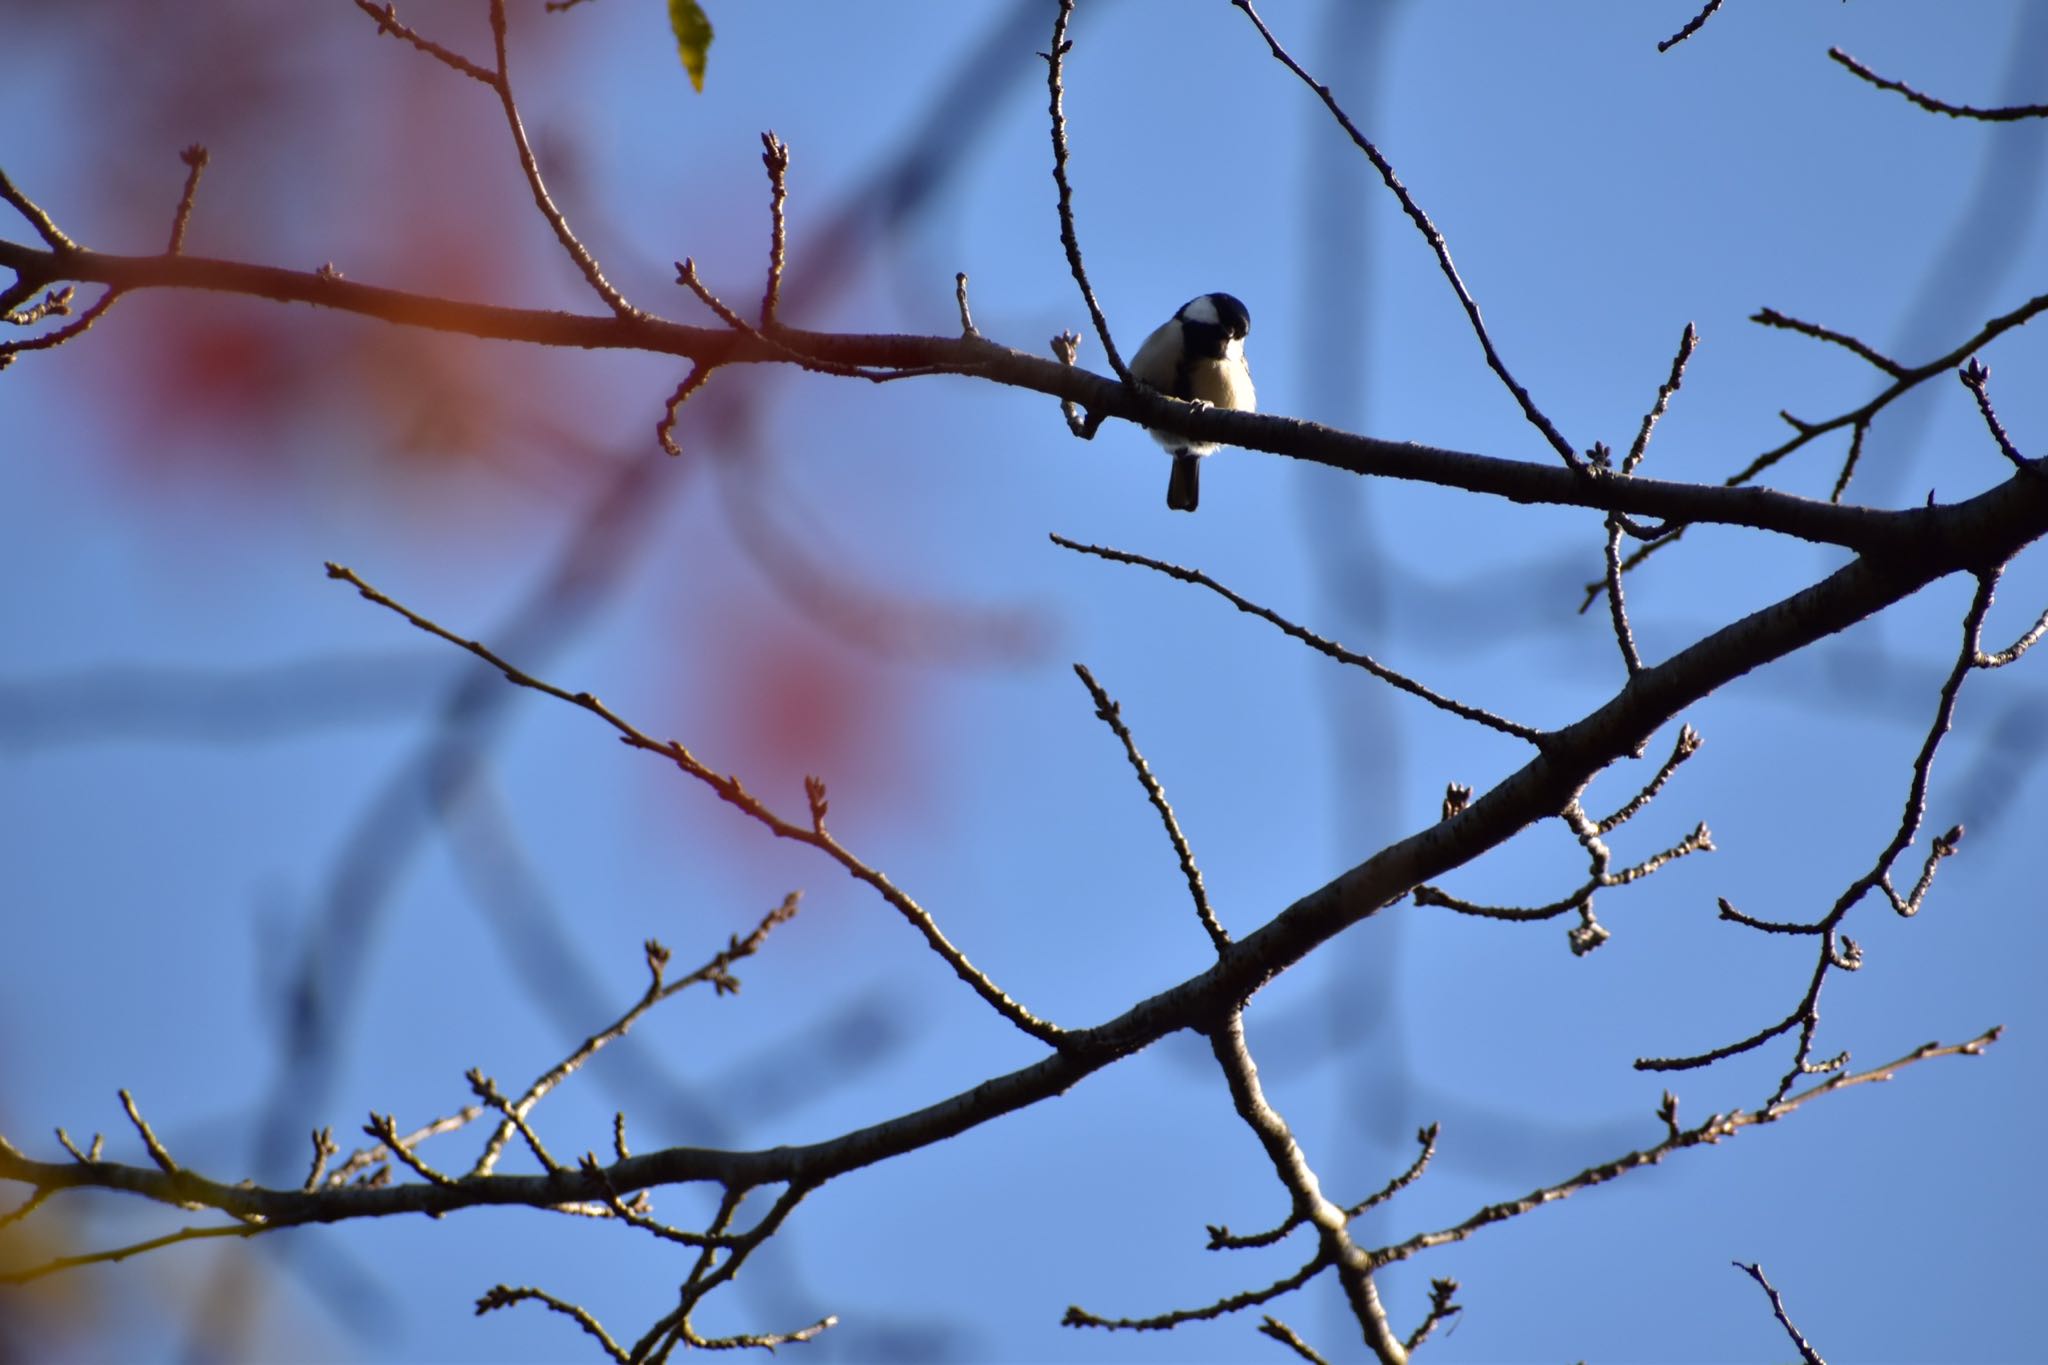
[669,0,713,92]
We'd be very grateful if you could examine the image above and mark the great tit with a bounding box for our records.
[1127,292,1256,512]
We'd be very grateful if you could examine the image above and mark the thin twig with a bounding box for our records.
[327,1107,483,1187]
[675,257,934,382]
[1871,573,1995,915]
[2,285,72,326]
[1346,1123,1439,1218]
[1831,47,2048,122]
[1381,1028,2000,1270]
[351,1,496,83]
[681,1186,745,1298]
[630,1183,826,1359]
[1596,725,1701,833]
[1233,0,1579,470]
[655,362,714,457]
[759,131,789,327]
[1753,307,1905,378]
[1258,1317,1330,1365]
[1975,604,2048,668]
[1829,420,1869,504]
[1656,0,1726,52]
[1053,535,1542,744]
[1717,897,1823,935]
[0,288,118,369]
[0,170,122,371]
[1043,0,1128,381]
[679,1312,838,1353]
[349,0,636,315]
[325,563,1062,1045]
[365,1113,459,1187]
[166,145,209,255]
[1050,330,1107,438]
[1623,322,1697,476]
[1601,289,2048,589]
[302,1128,338,1192]
[0,166,78,252]
[467,1071,561,1174]
[484,0,640,317]
[470,898,801,1178]
[1742,294,2048,477]
[1602,512,1644,675]
[1606,822,1713,885]
[1065,1254,1325,1332]
[1412,881,1589,924]
[0,1187,52,1232]
[1207,1214,1298,1252]
[573,1154,723,1248]
[1637,575,1993,1091]
[117,1091,177,1175]
[955,271,979,338]
[1072,663,1229,954]
[1422,773,1707,952]
[1959,358,2036,472]
[476,1285,631,1363]
[1733,1262,1826,1365]
[1403,1278,1462,1353]
[0,1224,261,1287]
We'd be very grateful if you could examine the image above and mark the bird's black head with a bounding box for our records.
[1181,292,1250,341]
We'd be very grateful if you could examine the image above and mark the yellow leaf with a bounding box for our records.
[669,0,713,92]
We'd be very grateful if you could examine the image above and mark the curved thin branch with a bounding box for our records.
[1072,664,1230,955]
[1831,47,2048,122]
[1734,1262,1827,1365]
[0,166,77,252]
[1043,0,1128,381]
[1657,0,1726,53]
[1377,1028,2000,1270]
[1232,0,1580,470]
[1052,535,1545,743]
[324,563,1064,1047]
[482,0,640,317]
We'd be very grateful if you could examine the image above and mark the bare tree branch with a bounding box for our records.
[1042,0,1128,382]
[1376,1029,1999,1268]
[1831,47,2048,122]
[1053,536,1544,743]
[1657,0,1726,53]
[1733,1261,1826,1365]
[0,231,2000,556]
[1073,664,1230,955]
[324,563,1063,1047]
[1232,0,1582,471]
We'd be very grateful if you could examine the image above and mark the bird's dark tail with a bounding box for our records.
[1166,453,1200,512]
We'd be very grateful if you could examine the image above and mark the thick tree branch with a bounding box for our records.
[0,236,1945,555]
[6,459,2041,1241]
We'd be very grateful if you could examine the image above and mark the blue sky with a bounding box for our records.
[4,2,2046,1360]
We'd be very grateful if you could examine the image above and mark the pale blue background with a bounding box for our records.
[3,3,2045,1361]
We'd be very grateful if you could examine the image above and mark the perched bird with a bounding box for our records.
[1127,292,1256,512]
